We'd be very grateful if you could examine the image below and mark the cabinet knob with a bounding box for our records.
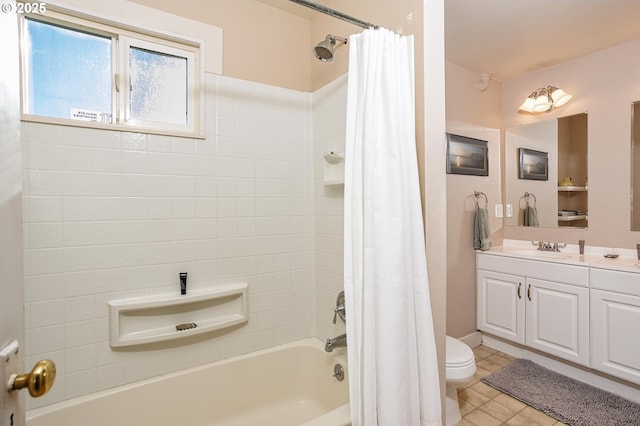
[527,284,532,301]
[517,282,522,299]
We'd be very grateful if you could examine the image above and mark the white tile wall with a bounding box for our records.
[312,75,348,341]
[22,73,315,409]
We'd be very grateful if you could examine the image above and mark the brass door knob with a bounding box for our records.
[10,359,56,397]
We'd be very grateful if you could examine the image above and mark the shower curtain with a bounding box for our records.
[344,28,441,426]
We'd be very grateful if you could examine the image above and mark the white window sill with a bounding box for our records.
[21,114,205,140]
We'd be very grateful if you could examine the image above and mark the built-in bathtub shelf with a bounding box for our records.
[108,282,248,348]
[322,150,345,185]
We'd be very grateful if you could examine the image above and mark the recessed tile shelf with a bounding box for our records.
[108,282,248,348]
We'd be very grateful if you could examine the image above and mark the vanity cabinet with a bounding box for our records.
[477,269,524,344]
[525,277,589,365]
[590,267,640,385]
[476,253,590,366]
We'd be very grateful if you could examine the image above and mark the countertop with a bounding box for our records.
[478,240,640,273]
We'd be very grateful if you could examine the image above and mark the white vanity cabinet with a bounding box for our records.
[590,267,640,385]
[477,269,525,344]
[476,252,590,366]
[525,277,589,365]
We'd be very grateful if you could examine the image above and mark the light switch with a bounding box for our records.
[506,204,513,218]
[495,204,504,218]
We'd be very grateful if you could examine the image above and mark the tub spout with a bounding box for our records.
[325,333,347,352]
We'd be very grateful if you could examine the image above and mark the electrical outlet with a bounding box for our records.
[495,204,504,218]
[506,204,513,218]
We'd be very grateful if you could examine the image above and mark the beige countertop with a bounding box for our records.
[478,240,640,273]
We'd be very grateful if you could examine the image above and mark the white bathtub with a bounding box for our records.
[27,338,350,426]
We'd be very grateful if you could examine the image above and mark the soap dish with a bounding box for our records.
[604,253,619,259]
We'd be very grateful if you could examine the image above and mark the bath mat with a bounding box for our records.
[481,358,640,426]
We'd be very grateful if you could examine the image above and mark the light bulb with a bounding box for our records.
[550,87,572,108]
[519,97,536,113]
[532,93,552,112]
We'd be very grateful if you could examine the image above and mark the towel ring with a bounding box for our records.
[474,191,488,208]
[524,192,537,207]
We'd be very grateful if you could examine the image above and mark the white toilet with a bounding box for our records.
[445,336,476,426]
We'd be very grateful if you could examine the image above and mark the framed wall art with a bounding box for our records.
[519,148,548,180]
[446,133,489,176]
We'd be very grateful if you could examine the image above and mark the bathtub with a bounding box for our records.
[27,338,350,426]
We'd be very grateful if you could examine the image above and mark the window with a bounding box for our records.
[21,10,202,136]
[23,19,113,123]
[123,39,194,130]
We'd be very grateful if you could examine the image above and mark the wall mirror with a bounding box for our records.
[505,113,588,228]
[632,102,640,231]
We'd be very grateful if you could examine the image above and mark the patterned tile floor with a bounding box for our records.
[459,345,568,426]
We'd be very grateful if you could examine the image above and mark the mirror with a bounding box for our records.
[505,113,588,228]
[632,102,640,230]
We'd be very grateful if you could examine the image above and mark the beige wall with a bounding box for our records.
[445,62,502,129]
[49,0,223,75]
[309,1,421,91]
[502,38,640,248]
[131,0,312,91]
[444,61,503,338]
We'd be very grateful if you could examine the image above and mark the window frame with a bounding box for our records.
[19,7,204,138]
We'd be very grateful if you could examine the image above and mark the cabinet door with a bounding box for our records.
[477,270,525,344]
[591,289,640,385]
[526,278,589,366]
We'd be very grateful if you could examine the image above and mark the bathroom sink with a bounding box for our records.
[508,249,573,259]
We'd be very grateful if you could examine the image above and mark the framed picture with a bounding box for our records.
[446,133,489,176]
[519,148,548,180]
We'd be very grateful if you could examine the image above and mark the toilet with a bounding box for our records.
[445,336,476,426]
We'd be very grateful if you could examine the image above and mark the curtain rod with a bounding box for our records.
[287,0,379,30]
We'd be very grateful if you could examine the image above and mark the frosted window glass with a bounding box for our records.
[25,18,112,123]
[129,47,187,126]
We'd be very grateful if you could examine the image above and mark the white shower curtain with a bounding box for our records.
[344,28,442,426]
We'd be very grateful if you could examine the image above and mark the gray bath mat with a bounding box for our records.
[481,358,640,426]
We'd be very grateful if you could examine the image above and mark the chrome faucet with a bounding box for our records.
[537,241,565,252]
[333,291,346,324]
[325,333,347,352]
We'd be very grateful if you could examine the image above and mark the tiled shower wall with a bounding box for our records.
[22,73,315,409]
[312,75,347,341]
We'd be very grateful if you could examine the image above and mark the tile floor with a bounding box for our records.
[458,345,568,426]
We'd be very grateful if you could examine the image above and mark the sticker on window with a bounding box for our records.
[70,108,112,123]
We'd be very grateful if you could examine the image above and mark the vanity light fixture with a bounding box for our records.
[518,86,572,113]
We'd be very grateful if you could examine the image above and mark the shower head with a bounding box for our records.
[313,34,347,62]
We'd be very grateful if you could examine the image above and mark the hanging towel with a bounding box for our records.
[473,206,492,250]
[523,205,539,227]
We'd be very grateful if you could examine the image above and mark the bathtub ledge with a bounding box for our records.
[301,402,351,426]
